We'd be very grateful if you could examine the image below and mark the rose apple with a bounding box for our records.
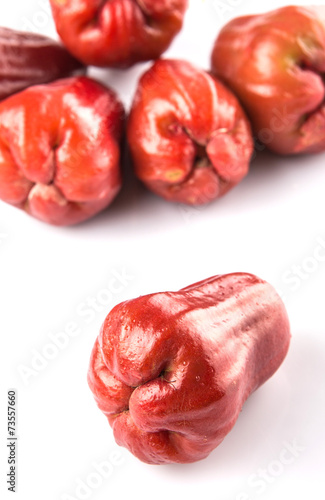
[211,6,325,154]
[0,76,124,226]
[0,27,84,102]
[50,0,188,68]
[127,59,254,205]
[88,273,290,464]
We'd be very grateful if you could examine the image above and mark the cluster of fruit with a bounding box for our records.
[1,3,324,226]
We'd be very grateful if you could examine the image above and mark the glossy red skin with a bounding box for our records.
[211,6,325,155]
[127,59,253,205]
[50,0,188,68]
[0,76,124,226]
[88,273,291,464]
[0,27,84,101]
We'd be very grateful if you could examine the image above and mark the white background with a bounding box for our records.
[1,1,325,499]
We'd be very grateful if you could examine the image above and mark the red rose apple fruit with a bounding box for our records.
[211,6,325,154]
[88,273,290,464]
[127,59,254,205]
[0,27,84,102]
[0,76,124,225]
[50,0,188,68]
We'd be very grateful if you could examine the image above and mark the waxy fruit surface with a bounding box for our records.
[211,6,325,154]
[88,273,290,464]
[127,59,253,205]
[0,27,84,101]
[50,0,188,68]
[0,76,124,225]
